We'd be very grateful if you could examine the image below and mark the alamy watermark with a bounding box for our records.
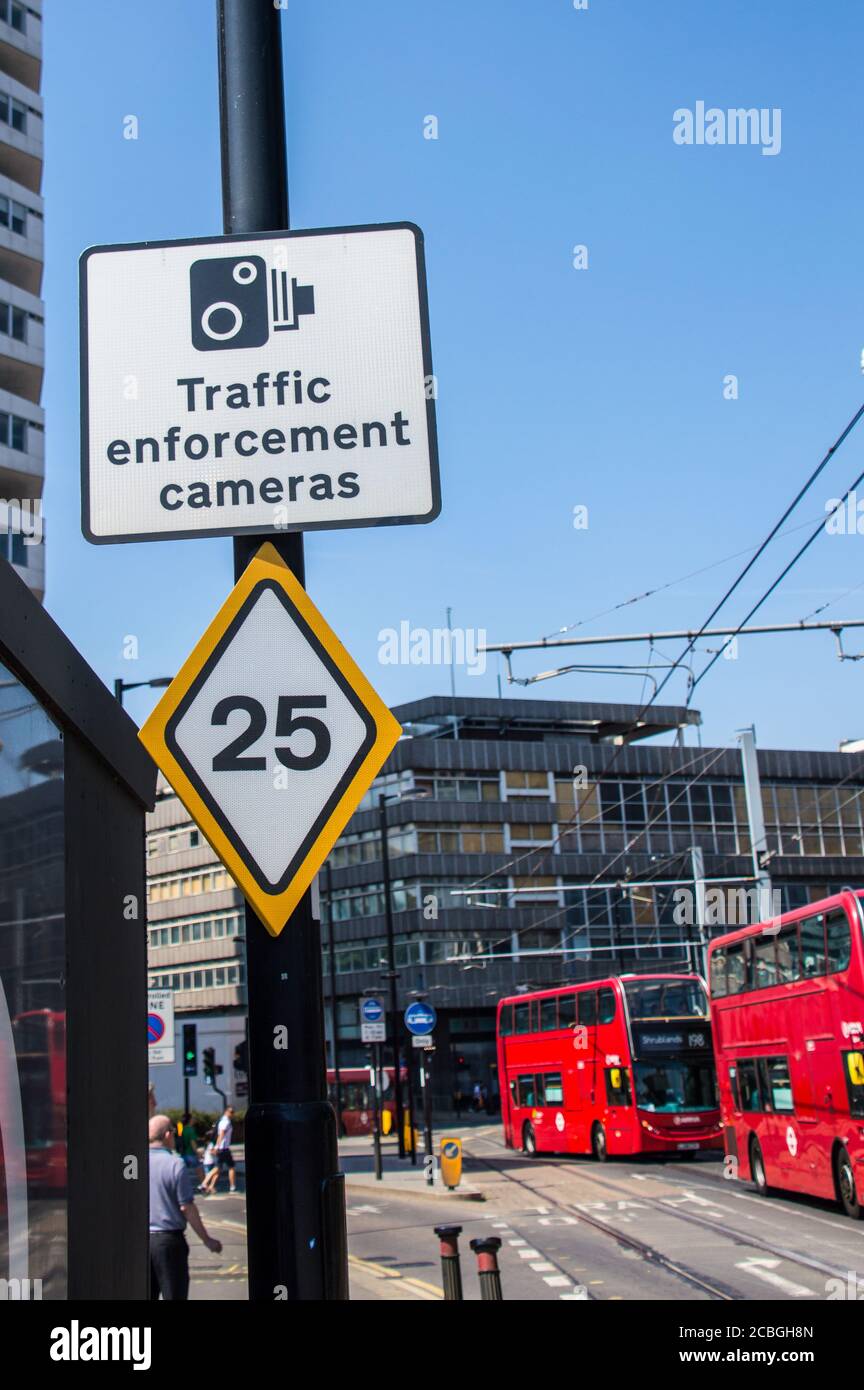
[0,497,42,546]
[673,102,781,157]
[378,621,486,676]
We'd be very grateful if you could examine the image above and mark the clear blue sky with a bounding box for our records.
[41,0,864,752]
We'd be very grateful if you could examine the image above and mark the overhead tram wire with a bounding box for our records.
[690,450,864,695]
[541,505,832,644]
[464,399,864,907]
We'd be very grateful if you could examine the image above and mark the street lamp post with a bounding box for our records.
[113,676,172,708]
[379,792,405,1157]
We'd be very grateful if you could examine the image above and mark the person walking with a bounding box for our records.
[202,1105,236,1194]
[149,1114,221,1300]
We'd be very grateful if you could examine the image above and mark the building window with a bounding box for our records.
[0,410,27,450]
[0,2,26,32]
[0,300,26,341]
[0,91,27,134]
[0,194,27,236]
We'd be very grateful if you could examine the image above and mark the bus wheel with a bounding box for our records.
[591,1123,608,1162]
[522,1123,538,1157]
[835,1145,863,1219]
[749,1136,769,1195]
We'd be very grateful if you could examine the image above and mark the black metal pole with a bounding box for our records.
[470,1237,503,1300]
[422,1047,434,1185]
[371,1043,383,1181]
[217,0,346,1301]
[434,1225,464,1301]
[378,795,406,1157]
[406,1044,417,1164]
[326,860,345,1137]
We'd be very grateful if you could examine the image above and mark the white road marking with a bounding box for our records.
[734,1257,815,1298]
[530,1262,555,1272]
[561,1287,589,1300]
[518,1248,541,1259]
[347,1205,381,1214]
[544,1275,572,1287]
[508,1238,526,1247]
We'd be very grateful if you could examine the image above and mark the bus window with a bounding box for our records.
[753,935,777,990]
[544,1072,564,1104]
[605,1066,632,1105]
[759,1056,793,1113]
[776,926,799,983]
[578,990,597,1026]
[726,943,746,995]
[728,1064,741,1110]
[517,1074,536,1106]
[540,998,558,1031]
[558,994,576,1028]
[737,1059,762,1111]
[499,1004,514,1036]
[843,1051,864,1118]
[514,1002,531,1034]
[826,910,851,973]
[710,949,727,998]
[598,987,616,1024]
[800,915,826,977]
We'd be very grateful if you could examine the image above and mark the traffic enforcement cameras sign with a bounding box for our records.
[80,223,439,543]
[139,543,402,935]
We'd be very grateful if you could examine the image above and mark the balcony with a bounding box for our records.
[0,0,41,92]
[0,69,41,191]
[0,279,40,400]
[0,170,41,292]
[0,382,42,496]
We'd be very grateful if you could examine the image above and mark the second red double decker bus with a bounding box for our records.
[497,974,722,1159]
[708,889,864,1218]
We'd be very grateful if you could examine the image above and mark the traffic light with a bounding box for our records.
[233,1039,248,1075]
[202,1045,216,1085]
[182,1023,198,1077]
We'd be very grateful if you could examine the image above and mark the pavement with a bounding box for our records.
[340,1130,486,1200]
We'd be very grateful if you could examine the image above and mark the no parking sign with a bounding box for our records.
[147,988,175,1065]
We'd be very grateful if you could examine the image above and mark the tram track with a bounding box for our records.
[463,1140,860,1299]
[464,1146,742,1300]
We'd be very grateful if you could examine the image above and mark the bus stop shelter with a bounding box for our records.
[0,555,156,1299]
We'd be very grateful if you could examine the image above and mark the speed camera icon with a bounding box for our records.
[190,254,315,351]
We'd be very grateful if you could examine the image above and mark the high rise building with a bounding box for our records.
[0,0,43,600]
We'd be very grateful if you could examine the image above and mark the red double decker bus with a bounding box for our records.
[497,974,722,1159]
[708,889,864,1218]
[326,1067,408,1137]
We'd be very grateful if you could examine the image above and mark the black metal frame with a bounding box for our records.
[0,556,157,1299]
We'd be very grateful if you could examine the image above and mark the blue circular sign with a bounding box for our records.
[147,1013,165,1045]
[443,1141,459,1159]
[404,1001,437,1035]
[361,997,384,1023]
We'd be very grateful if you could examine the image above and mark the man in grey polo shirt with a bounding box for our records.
[149,1114,222,1300]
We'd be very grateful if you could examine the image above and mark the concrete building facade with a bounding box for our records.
[0,0,43,600]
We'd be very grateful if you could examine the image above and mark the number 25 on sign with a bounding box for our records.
[139,542,401,935]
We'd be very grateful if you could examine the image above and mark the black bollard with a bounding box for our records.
[434,1224,464,1301]
[470,1236,503,1300]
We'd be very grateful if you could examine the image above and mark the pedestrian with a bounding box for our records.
[148,1114,221,1300]
[453,1088,464,1117]
[178,1113,203,1187]
[202,1104,236,1194]
[472,1082,482,1113]
[199,1132,216,1192]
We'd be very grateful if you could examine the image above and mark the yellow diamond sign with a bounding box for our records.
[139,543,402,936]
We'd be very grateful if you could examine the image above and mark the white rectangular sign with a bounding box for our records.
[80,223,440,542]
[412,1033,435,1049]
[361,1021,387,1043]
[147,988,175,1065]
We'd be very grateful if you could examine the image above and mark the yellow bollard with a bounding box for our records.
[440,1137,463,1190]
[382,1108,392,1136]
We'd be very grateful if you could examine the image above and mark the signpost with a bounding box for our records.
[80,0,438,1302]
[79,224,439,544]
[146,988,175,1066]
[360,996,386,1044]
[138,543,401,935]
[405,1001,437,1184]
